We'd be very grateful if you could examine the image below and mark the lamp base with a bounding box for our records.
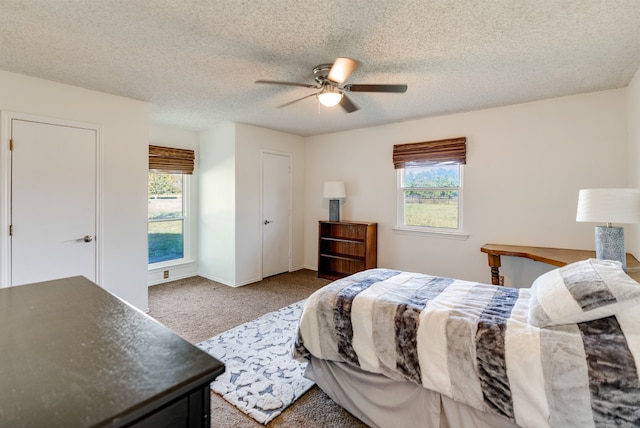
[595,225,626,271]
[329,199,340,222]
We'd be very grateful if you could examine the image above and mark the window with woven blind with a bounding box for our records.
[392,137,466,169]
[148,145,193,268]
[395,137,467,237]
[149,145,194,174]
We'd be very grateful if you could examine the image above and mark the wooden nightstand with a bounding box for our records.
[318,221,377,280]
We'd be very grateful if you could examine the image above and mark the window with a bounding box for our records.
[148,173,187,264]
[399,164,462,230]
[393,137,466,234]
[148,145,194,265]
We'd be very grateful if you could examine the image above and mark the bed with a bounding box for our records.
[293,260,640,428]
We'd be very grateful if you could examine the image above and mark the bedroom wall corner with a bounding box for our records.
[197,123,305,287]
[198,124,237,285]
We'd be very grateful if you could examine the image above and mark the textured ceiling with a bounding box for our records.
[0,1,639,137]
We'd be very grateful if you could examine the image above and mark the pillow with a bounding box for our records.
[528,258,640,327]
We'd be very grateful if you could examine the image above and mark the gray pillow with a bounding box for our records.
[528,258,640,327]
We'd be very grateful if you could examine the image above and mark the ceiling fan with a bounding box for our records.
[256,58,407,113]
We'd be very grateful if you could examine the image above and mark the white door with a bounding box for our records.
[262,152,291,278]
[10,118,97,286]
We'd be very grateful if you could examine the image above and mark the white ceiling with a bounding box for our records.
[0,1,639,137]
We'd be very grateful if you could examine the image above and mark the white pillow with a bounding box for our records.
[528,258,640,327]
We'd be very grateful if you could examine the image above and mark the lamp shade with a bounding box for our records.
[317,86,343,107]
[323,181,346,199]
[576,188,640,224]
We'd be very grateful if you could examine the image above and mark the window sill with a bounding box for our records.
[392,227,469,240]
[148,259,195,271]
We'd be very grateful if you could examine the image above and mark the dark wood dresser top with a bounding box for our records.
[0,276,224,427]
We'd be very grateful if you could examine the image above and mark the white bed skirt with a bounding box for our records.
[305,356,521,428]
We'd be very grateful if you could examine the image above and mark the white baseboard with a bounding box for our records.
[196,272,242,287]
[148,265,320,287]
[147,261,198,286]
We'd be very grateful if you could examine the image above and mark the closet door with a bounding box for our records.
[10,118,97,286]
[261,152,291,278]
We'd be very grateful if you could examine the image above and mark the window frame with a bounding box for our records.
[395,164,468,239]
[148,172,192,268]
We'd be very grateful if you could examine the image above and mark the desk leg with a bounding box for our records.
[487,254,501,285]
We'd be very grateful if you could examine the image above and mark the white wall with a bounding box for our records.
[148,125,200,285]
[627,66,640,256]
[198,123,305,286]
[199,123,237,285]
[0,70,149,309]
[304,89,629,287]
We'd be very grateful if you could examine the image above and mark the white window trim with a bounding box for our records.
[148,174,193,268]
[395,166,468,240]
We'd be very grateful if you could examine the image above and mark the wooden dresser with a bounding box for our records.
[318,220,377,280]
[0,276,224,427]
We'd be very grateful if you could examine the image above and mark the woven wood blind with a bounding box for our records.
[393,137,466,169]
[149,145,194,174]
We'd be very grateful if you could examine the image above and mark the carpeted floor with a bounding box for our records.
[148,269,369,428]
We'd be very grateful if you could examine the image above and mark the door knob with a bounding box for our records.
[264,220,273,225]
[83,235,93,242]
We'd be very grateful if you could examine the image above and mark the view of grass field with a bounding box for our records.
[148,196,183,264]
[148,220,183,264]
[402,164,460,229]
[405,201,458,228]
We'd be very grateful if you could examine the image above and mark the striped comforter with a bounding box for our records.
[293,268,640,427]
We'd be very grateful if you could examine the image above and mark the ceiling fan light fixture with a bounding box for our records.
[257,58,407,113]
[317,85,343,107]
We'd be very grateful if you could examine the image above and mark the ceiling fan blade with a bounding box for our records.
[276,93,317,108]
[346,84,408,93]
[256,79,318,89]
[328,58,359,84]
[339,95,358,113]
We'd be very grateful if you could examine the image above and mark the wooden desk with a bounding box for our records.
[480,244,640,285]
[0,276,225,427]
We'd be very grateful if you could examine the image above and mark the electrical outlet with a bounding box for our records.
[163,270,169,279]
[499,275,505,286]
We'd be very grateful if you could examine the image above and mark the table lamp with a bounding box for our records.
[576,188,640,271]
[323,181,346,222]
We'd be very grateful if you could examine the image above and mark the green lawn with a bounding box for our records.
[405,202,458,229]
[148,220,183,264]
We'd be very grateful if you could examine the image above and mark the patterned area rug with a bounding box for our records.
[196,300,314,425]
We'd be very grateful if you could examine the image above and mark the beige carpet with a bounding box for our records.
[148,269,369,428]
